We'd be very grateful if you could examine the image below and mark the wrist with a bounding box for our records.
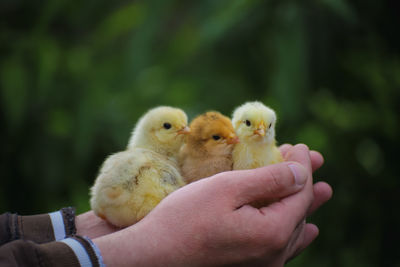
[76,211,118,239]
[92,219,190,267]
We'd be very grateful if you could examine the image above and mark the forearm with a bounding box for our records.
[92,221,188,267]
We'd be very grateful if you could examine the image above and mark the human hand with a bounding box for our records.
[280,144,333,218]
[93,144,332,266]
[77,144,329,240]
[77,144,328,239]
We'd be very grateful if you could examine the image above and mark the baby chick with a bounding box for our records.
[90,106,190,227]
[179,111,239,183]
[232,101,283,170]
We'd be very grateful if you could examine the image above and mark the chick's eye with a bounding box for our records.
[245,120,251,127]
[163,123,171,129]
[212,135,221,140]
[269,123,272,129]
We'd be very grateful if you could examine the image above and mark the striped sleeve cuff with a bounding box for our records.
[59,237,105,267]
[48,207,77,241]
[49,211,67,240]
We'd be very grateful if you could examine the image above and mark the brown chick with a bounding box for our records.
[179,111,239,183]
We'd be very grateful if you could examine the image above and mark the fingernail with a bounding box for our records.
[288,164,307,185]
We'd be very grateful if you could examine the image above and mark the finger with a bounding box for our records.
[228,162,309,208]
[261,145,314,230]
[285,144,312,173]
[308,181,333,216]
[279,144,293,157]
[310,151,324,172]
[287,219,306,252]
[286,223,319,263]
[280,144,324,173]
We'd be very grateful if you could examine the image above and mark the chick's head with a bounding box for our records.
[187,111,239,156]
[128,106,190,156]
[232,101,277,144]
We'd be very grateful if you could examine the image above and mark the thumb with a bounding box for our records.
[285,144,312,173]
[229,162,308,208]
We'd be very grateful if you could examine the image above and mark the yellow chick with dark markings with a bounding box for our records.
[179,111,239,183]
[232,101,283,170]
[90,106,190,227]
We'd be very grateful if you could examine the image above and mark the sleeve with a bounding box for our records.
[0,235,105,267]
[0,207,76,246]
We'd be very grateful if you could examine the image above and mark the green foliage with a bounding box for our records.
[0,0,399,265]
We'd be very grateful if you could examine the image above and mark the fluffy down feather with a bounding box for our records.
[90,106,189,227]
[179,111,239,183]
[232,101,283,170]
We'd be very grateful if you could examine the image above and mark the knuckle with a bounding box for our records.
[269,230,289,251]
[243,231,271,258]
[307,188,315,204]
[210,171,232,187]
[264,168,283,193]
[295,143,309,151]
[261,220,290,251]
[218,172,244,196]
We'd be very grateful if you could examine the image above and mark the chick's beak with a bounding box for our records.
[177,126,190,135]
[254,123,266,137]
[227,136,240,144]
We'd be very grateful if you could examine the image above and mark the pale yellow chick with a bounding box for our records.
[179,111,239,183]
[90,106,190,227]
[232,101,283,170]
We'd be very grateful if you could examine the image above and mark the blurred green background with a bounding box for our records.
[1,0,399,266]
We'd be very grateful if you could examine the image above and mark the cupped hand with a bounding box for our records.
[93,144,332,267]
